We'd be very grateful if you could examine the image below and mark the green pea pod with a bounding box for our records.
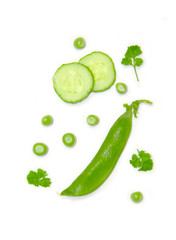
[60,99,152,197]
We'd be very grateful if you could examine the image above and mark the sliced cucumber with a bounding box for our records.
[79,51,116,92]
[53,63,94,103]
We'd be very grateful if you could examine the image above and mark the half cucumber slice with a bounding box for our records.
[79,51,116,92]
[53,63,94,103]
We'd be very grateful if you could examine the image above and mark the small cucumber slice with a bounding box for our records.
[79,51,116,92]
[53,63,94,103]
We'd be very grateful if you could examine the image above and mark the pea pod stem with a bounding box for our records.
[124,99,152,118]
[60,99,152,197]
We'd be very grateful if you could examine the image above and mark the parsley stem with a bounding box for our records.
[133,65,139,81]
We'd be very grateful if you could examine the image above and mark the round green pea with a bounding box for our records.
[87,115,99,126]
[73,37,86,49]
[116,82,127,94]
[33,143,48,156]
[41,115,53,126]
[62,133,76,147]
[130,192,143,203]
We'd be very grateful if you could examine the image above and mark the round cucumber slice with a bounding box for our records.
[79,51,116,92]
[53,63,94,103]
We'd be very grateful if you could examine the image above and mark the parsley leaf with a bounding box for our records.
[121,45,143,81]
[130,149,153,171]
[27,168,51,187]
[130,154,142,168]
[121,58,132,66]
[134,58,143,66]
[27,171,40,186]
[39,178,52,187]
[37,169,48,179]
[125,45,142,58]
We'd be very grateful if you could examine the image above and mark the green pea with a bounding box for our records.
[62,133,76,147]
[41,115,53,126]
[130,192,143,203]
[73,37,86,49]
[116,82,127,94]
[33,143,48,156]
[87,115,99,126]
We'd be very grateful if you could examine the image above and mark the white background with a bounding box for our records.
[0,0,176,239]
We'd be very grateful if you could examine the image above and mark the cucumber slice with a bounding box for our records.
[79,51,116,92]
[53,63,94,103]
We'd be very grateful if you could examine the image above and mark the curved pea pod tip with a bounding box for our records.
[123,99,152,118]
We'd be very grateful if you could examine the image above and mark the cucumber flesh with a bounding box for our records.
[79,51,116,92]
[53,63,94,103]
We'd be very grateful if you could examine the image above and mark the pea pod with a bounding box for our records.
[60,100,152,197]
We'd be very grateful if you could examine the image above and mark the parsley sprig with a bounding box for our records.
[27,168,51,187]
[121,45,143,81]
[130,149,153,171]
